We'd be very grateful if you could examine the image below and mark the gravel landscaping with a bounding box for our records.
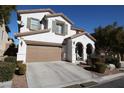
[12,74,28,88]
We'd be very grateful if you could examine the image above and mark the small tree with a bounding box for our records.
[92,22,124,60]
[116,31,124,60]
[0,5,16,25]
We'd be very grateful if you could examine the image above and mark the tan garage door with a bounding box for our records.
[26,45,62,62]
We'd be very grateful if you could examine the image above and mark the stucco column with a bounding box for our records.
[83,47,87,62]
[92,44,95,54]
[72,44,76,64]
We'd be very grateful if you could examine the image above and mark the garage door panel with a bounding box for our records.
[26,45,62,62]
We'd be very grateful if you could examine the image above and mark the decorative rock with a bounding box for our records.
[107,64,116,71]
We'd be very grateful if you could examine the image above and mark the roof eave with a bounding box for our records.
[15,29,50,37]
[25,40,62,47]
[65,32,96,42]
[17,8,55,14]
[45,13,74,25]
[71,26,85,32]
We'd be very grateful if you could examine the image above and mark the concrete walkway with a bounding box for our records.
[26,61,98,88]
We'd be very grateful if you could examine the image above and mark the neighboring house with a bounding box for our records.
[15,9,96,64]
[0,15,12,57]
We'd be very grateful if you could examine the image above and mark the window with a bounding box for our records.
[56,24,64,35]
[52,20,68,36]
[54,20,68,35]
[30,18,41,30]
[27,18,41,31]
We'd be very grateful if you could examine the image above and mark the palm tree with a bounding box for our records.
[0,5,16,25]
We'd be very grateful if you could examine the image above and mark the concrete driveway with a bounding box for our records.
[26,61,98,88]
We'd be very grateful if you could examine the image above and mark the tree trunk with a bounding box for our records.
[120,53,124,61]
[122,54,124,61]
[117,53,120,61]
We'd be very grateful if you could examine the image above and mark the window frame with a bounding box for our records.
[55,20,65,36]
[28,17,41,31]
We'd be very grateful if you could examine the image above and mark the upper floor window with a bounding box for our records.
[27,17,48,31]
[27,18,41,31]
[52,20,68,36]
[56,23,64,35]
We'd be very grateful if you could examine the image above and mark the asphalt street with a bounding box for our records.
[91,76,124,88]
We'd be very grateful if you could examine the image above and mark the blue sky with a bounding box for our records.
[8,5,124,44]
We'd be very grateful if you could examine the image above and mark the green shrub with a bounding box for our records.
[4,56,16,63]
[0,62,16,82]
[17,61,23,64]
[16,64,26,75]
[105,57,121,68]
[88,55,101,67]
[115,61,121,68]
[95,62,107,73]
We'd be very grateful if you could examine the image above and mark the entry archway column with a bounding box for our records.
[83,46,87,62]
[72,43,76,63]
[92,44,95,54]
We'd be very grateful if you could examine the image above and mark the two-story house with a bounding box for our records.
[15,9,96,64]
[0,15,11,57]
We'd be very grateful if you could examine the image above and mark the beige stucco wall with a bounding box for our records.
[0,23,9,56]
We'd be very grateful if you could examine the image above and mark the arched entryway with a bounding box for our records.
[86,43,93,57]
[75,42,83,61]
